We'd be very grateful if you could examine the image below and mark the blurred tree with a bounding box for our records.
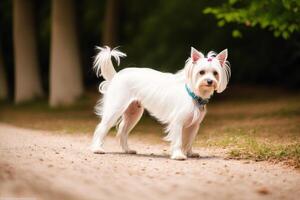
[203,0,300,39]
[103,0,120,46]
[13,0,43,103]
[0,48,8,99]
[50,0,83,107]
[36,0,51,93]
[1,0,299,95]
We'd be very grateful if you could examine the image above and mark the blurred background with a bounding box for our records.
[0,0,300,165]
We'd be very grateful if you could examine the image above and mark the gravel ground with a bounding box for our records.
[0,123,299,200]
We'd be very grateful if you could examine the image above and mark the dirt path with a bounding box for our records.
[0,123,299,200]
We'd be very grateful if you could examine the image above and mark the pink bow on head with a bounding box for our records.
[207,58,212,62]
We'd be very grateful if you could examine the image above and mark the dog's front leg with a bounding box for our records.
[169,124,187,160]
[183,124,200,158]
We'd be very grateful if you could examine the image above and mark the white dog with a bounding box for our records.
[91,46,230,160]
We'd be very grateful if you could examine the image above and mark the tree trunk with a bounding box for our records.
[13,0,43,103]
[50,0,83,107]
[103,0,120,47]
[0,49,8,100]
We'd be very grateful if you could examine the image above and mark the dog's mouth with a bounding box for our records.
[200,83,217,90]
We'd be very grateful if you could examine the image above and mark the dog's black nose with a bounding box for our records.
[207,79,213,85]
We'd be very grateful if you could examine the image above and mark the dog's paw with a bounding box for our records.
[187,152,200,158]
[91,146,105,154]
[125,149,137,154]
[171,150,187,160]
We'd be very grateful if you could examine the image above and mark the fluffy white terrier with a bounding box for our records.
[91,46,230,160]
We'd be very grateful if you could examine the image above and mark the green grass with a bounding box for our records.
[197,131,300,168]
[0,86,300,167]
[227,138,300,168]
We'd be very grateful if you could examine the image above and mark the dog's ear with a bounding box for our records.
[216,49,230,93]
[191,47,204,63]
[216,49,228,67]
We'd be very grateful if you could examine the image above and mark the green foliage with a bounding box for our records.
[232,29,242,38]
[203,0,300,39]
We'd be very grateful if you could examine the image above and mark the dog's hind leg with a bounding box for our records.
[91,112,121,154]
[117,100,144,154]
[91,98,130,154]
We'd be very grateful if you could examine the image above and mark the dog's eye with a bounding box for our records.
[213,71,218,76]
[199,70,205,75]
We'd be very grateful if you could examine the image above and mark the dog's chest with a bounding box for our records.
[185,105,207,127]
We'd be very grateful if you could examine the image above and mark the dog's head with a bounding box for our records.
[184,47,231,99]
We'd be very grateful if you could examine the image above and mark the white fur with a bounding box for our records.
[91,46,231,160]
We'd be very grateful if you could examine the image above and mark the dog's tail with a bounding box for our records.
[93,46,126,93]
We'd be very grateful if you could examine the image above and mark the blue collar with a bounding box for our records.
[185,84,210,106]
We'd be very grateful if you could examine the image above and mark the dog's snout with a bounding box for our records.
[207,79,213,85]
